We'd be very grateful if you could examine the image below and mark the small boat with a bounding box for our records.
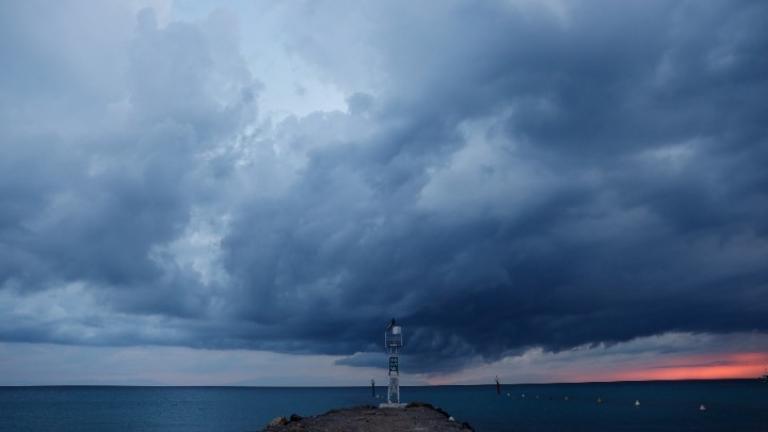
[699,404,707,411]
[634,400,640,407]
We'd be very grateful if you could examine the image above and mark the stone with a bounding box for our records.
[262,403,473,431]
[268,416,288,427]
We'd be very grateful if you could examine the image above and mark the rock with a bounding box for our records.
[262,403,473,431]
[289,414,303,422]
[406,401,450,418]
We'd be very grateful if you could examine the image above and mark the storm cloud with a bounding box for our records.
[1,0,767,375]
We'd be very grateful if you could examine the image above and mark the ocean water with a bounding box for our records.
[0,380,766,431]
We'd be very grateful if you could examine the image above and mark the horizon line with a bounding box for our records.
[0,377,760,388]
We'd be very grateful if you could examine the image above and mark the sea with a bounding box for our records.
[1,380,766,431]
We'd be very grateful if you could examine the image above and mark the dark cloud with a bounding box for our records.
[1,0,767,374]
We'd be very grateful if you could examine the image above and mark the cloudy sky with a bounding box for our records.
[1,0,767,386]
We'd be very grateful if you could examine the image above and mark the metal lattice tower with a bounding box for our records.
[384,318,403,404]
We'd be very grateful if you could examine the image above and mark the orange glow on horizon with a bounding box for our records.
[570,352,768,382]
[424,351,768,385]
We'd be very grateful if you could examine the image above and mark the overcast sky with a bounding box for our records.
[1,0,767,386]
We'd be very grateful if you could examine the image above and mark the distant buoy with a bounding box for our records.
[564,396,569,401]
[506,392,511,397]
[634,400,640,407]
[699,404,707,411]
[597,397,602,404]
[521,393,526,398]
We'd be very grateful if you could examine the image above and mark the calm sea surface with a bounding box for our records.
[1,380,766,431]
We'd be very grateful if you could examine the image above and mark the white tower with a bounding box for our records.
[384,318,403,406]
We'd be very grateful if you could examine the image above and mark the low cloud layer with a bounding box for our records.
[1,0,767,376]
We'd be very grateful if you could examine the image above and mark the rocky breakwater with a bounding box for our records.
[263,402,474,431]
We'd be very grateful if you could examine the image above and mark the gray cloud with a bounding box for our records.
[1,0,767,374]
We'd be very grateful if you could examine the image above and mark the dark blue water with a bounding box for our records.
[1,381,766,431]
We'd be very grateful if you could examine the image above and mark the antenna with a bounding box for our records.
[384,318,403,406]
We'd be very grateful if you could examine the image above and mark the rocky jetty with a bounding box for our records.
[262,402,474,431]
